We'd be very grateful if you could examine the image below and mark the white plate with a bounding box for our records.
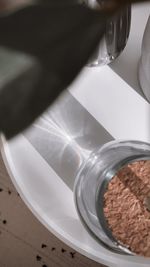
[1,3,150,267]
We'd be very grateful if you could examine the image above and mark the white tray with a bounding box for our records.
[1,3,150,267]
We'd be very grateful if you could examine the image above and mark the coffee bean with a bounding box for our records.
[36,255,42,261]
[41,244,47,249]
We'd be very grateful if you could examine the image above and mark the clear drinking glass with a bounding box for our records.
[138,15,150,102]
[83,1,132,66]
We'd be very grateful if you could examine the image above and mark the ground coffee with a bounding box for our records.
[104,160,150,257]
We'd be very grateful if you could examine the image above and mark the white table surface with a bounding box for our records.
[1,3,150,267]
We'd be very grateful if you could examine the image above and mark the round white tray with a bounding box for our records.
[1,3,150,267]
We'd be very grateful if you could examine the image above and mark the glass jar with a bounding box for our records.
[81,1,131,66]
[74,140,150,265]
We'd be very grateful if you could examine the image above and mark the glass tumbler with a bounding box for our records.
[81,0,131,66]
[138,15,150,102]
[74,140,150,264]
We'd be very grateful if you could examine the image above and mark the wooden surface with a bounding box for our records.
[0,153,105,267]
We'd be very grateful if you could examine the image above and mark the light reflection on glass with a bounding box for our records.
[24,91,113,190]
